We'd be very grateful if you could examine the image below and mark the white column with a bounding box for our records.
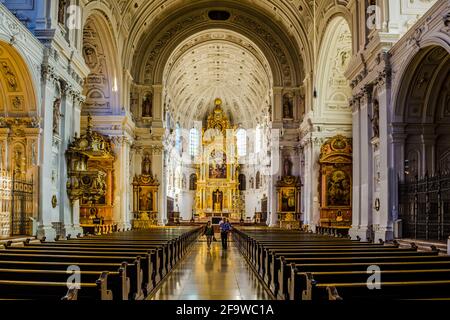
[310,140,321,229]
[153,148,167,225]
[112,136,132,231]
[60,88,76,237]
[349,98,363,240]
[359,92,373,240]
[268,130,281,227]
[375,80,394,241]
[71,96,83,233]
[37,70,57,241]
[302,139,312,226]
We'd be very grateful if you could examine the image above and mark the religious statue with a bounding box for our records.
[83,46,97,69]
[142,93,153,117]
[213,190,223,212]
[283,94,293,119]
[13,147,25,177]
[142,154,151,175]
[58,0,67,24]
[283,158,293,177]
[370,100,380,138]
[1,62,17,91]
[53,98,61,135]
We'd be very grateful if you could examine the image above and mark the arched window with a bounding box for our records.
[236,129,247,157]
[238,174,246,191]
[189,128,200,157]
[255,171,261,189]
[189,174,197,190]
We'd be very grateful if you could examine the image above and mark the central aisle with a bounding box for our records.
[149,237,271,300]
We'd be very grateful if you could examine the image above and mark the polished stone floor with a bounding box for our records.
[149,236,271,300]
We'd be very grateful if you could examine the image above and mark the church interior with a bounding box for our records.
[0,0,449,302]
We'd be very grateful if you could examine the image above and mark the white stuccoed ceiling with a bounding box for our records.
[163,29,273,129]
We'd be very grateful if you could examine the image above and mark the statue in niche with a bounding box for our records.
[283,94,293,119]
[1,62,17,90]
[13,147,25,176]
[142,93,153,117]
[370,100,380,138]
[53,98,61,135]
[142,154,152,175]
[83,46,97,69]
[58,0,67,24]
[283,158,293,177]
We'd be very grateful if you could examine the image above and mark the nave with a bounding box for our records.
[1,225,450,301]
[149,240,270,300]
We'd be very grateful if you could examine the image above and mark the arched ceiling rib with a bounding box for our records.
[163,30,272,129]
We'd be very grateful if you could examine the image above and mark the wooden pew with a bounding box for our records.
[259,244,399,282]
[4,247,157,295]
[0,253,144,300]
[233,227,450,302]
[312,280,450,301]
[302,268,450,300]
[0,267,128,300]
[0,272,111,300]
[289,260,450,301]
[273,249,435,299]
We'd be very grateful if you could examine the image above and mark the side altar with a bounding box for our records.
[132,154,159,228]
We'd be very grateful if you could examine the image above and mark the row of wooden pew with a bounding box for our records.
[0,227,202,300]
[233,227,450,301]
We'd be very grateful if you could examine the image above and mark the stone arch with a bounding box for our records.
[161,29,274,129]
[129,3,304,88]
[0,41,37,115]
[315,16,352,120]
[81,12,121,115]
[394,45,450,176]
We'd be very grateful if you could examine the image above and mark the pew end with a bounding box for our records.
[327,286,343,301]
[62,288,78,300]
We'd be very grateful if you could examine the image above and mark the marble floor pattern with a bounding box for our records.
[149,236,271,300]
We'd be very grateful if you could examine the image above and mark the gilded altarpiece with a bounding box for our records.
[195,99,240,219]
[319,135,352,227]
[66,116,116,231]
[132,154,159,228]
[276,176,302,229]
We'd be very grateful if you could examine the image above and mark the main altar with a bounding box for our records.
[194,98,241,220]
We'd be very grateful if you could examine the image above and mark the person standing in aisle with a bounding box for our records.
[203,221,215,249]
[220,218,232,249]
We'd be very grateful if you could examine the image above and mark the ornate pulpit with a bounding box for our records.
[319,135,352,227]
[66,114,116,234]
[276,176,302,229]
[132,154,159,229]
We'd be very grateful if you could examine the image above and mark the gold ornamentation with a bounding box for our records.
[319,135,353,227]
[195,98,241,219]
[66,114,114,203]
[51,195,57,208]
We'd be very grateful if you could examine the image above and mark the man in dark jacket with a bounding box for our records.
[219,218,232,249]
